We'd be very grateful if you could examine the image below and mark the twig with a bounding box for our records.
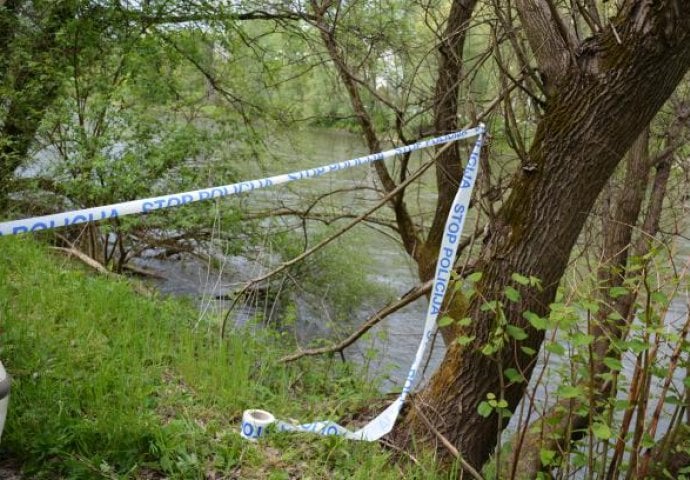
[52,246,111,276]
[378,437,422,467]
[51,246,153,296]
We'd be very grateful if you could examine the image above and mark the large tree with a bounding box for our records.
[391,0,690,472]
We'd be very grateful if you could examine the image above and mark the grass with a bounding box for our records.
[0,236,444,479]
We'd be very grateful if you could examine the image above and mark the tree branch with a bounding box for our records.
[515,0,577,93]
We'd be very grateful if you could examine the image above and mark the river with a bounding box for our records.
[141,127,446,390]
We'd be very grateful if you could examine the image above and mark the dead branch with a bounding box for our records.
[50,246,154,296]
[280,279,432,362]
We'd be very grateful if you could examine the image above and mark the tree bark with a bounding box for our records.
[501,126,665,479]
[421,0,479,284]
[394,0,690,471]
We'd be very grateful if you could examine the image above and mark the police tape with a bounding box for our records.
[242,126,485,441]
[0,126,484,236]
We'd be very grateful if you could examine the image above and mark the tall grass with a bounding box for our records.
[0,237,435,479]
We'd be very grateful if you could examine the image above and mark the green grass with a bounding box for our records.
[0,237,443,479]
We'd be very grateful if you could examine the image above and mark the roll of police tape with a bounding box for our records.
[0,126,484,237]
[240,409,276,441]
[241,126,486,442]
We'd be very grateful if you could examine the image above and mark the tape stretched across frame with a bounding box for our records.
[248,128,485,441]
[0,126,484,237]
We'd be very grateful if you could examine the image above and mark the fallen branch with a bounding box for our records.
[121,263,166,279]
[280,279,432,362]
[52,246,111,275]
[51,246,153,296]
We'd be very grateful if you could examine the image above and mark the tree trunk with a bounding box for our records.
[501,125,676,479]
[420,0,479,284]
[394,1,690,471]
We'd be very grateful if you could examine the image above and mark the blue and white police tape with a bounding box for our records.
[243,126,486,441]
[0,126,484,237]
[241,409,276,441]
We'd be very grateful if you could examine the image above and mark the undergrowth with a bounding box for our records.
[0,237,441,479]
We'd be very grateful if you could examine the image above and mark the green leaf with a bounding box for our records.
[521,346,537,356]
[506,324,528,340]
[627,339,649,354]
[480,300,499,312]
[457,317,472,327]
[529,276,543,290]
[467,272,483,283]
[456,335,475,346]
[642,432,656,448]
[609,286,629,299]
[523,310,548,330]
[505,286,521,303]
[504,368,524,383]
[651,291,669,305]
[545,342,566,356]
[511,272,530,286]
[539,449,557,466]
[558,385,582,399]
[571,332,594,347]
[591,422,612,440]
[477,401,493,417]
[438,315,454,327]
[481,344,496,356]
[581,300,599,314]
[603,357,623,371]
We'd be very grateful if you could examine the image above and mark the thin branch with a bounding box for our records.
[279,223,482,362]
[221,139,447,338]
[116,8,315,25]
[280,279,432,362]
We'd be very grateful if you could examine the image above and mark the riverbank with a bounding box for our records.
[0,237,440,479]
